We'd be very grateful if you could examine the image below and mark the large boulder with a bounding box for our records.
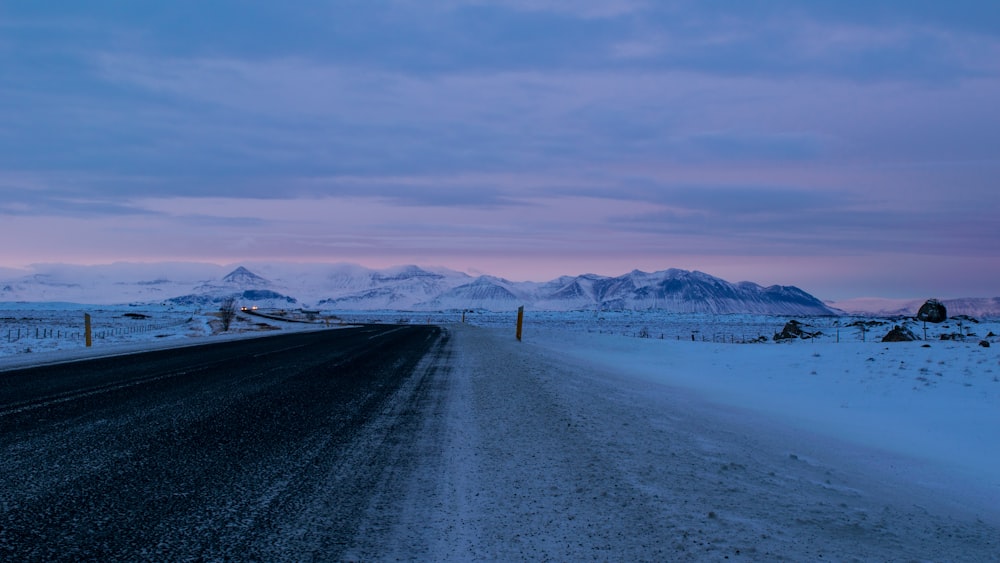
[917,299,947,323]
[773,320,820,341]
[882,325,917,342]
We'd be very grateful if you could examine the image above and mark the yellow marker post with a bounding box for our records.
[84,313,92,347]
[516,306,524,341]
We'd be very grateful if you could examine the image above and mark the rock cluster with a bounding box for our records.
[773,320,821,341]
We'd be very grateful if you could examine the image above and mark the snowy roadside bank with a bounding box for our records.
[363,324,998,560]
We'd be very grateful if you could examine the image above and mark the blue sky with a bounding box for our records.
[1,1,998,299]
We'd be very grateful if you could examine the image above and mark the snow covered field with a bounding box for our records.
[3,305,998,558]
[527,327,1000,511]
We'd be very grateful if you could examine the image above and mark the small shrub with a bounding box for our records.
[219,297,238,332]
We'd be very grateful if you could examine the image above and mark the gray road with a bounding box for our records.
[0,325,448,561]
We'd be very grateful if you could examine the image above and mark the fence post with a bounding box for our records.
[516,306,524,341]
[85,314,92,347]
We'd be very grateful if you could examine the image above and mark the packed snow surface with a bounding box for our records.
[3,306,998,558]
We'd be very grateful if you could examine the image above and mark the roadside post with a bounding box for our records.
[516,306,524,341]
[84,313,92,347]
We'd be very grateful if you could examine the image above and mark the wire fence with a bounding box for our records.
[2,310,193,353]
[340,310,994,345]
[4,320,189,344]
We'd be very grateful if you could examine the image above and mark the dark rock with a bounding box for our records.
[917,299,947,323]
[980,340,991,348]
[882,325,917,342]
[774,320,819,341]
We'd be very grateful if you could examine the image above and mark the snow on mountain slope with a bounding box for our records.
[0,263,225,305]
[536,269,834,315]
[166,265,300,308]
[219,266,270,287]
[4,261,985,316]
[420,276,526,310]
[537,274,603,307]
[317,265,472,310]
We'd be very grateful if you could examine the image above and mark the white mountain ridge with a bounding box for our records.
[0,262,845,315]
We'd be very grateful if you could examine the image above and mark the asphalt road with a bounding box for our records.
[0,325,448,561]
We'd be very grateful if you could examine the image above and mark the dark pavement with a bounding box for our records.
[0,325,448,561]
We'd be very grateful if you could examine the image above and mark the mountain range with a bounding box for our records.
[0,262,840,315]
[3,262,997,316]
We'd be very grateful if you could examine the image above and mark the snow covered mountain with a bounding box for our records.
[420,276,525,310]
[164,265,298,307]
[0,261,857,315]
[529,269,834,315]
[316,265,472,310]
[219,266,270,287]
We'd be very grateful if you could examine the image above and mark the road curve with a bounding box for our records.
[0,325,447,561]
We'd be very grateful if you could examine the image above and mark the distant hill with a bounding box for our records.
[830,297,1000,318]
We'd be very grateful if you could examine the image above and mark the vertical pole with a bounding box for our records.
[462,311,466,324]
[85,313,92,347]
[515,306,524,342]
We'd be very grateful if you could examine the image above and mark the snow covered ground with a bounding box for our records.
[3,305,999,558]
[526,326,1000,513]
[351,323,999,560]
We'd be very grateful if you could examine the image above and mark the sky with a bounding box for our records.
[1,1,998,300]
